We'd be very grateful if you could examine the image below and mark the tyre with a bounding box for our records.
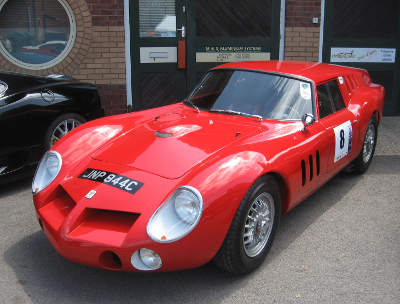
[213,175,281,274]
[353,115,378,174]
[44,113,86,151]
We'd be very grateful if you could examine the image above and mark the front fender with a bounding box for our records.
[180,151,268,259]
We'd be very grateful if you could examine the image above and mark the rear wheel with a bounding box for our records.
[44,113,86,151]
[353,115,378,174]
[213,175,281,274]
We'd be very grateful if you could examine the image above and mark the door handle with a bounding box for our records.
[177,26,185,38]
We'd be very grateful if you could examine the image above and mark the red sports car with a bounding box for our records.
[32,61,385,274]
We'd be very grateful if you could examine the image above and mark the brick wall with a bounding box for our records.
[88,0,124,27]
[76,0,127,116]
[72,24,127,116]
[285,27,320,61]
[285,1,321,62]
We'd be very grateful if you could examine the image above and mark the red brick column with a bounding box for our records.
[285,1,322,62]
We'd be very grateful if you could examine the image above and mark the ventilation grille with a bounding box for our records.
[68,209,140,247]
[302,150,320,187]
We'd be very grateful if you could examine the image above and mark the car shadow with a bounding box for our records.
[0,176,32,198]
[3,154,394,304]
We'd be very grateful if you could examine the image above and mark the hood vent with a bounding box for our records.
[154,131,173,137]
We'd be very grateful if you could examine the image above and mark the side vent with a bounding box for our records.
[301,160,306,187]
[301,150,320,187]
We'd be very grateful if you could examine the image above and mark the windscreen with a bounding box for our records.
[188,70,314,120]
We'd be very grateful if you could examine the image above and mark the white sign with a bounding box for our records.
[196,52,270,63]
[140,47,177,63]
[331,48,396,63]
[196,46,270,63]
[334,121,353,162]
[300,82,311,99]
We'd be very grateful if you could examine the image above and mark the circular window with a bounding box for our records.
[0,0,76,71]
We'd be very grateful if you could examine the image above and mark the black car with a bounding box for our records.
[0,71,104,185]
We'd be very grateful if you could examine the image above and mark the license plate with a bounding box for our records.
[78,168,144,195]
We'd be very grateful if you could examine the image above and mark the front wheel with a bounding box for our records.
[213,175,281,274]
[44,113,86,151]
[353,115,378,174]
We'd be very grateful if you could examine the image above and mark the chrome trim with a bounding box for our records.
[0,80,8,97]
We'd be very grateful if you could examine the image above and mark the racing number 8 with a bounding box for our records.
[340,129,345,149]
[334,121,352,163]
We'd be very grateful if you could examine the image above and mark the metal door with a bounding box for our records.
[322,0,400,115]
[130,0,281,111]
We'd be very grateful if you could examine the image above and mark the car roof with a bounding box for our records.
[213,60,366,84]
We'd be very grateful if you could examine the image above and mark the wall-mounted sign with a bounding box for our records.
[331,48,396,63]
[140,47,177,63]
[196,46,270,63]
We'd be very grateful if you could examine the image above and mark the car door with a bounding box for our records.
[316,78,359,173]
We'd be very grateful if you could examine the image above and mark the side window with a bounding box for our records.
[317,82,334,119]
[317,79,345,119]
[328,81,346,111]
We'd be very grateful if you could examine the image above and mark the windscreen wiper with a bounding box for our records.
[183,100,200,113]
[209,109,262,121]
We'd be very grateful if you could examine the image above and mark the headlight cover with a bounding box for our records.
[32,151,62,194]
[147,186,203,243]
[131,248,162,271]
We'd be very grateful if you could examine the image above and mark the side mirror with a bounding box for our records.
[301,113,315,131]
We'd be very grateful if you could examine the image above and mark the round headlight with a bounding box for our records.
[131,248,162,271]
[139,248,162,269]
[147,186,203,243]
[32,151,62,194]
[174,190,201,224]
[46,153,61,176]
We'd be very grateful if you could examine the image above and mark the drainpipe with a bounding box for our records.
[279,0,286,60]
[319,0,325,63]
[124,0,132,111]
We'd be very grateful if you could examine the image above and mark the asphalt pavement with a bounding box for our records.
[1,117,399,304]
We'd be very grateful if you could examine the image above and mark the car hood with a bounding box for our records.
[93,110,261,179]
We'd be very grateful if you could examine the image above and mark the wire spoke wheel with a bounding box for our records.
[243,192,274,257]
[362,123,376,164]
[353,115,378,174]
[213,175,281,274]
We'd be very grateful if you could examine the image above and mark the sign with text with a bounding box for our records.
[196,46,270,63]
[331,48,396,63]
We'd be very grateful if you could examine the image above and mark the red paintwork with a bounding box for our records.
[33,61,385,272]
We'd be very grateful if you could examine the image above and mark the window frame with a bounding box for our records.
[316,78,346,120]
[0,0,76,71]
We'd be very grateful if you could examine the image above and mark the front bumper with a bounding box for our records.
[32,161,218,272]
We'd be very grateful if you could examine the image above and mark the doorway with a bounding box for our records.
[129,0,281,111]
[322,0,400,115]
